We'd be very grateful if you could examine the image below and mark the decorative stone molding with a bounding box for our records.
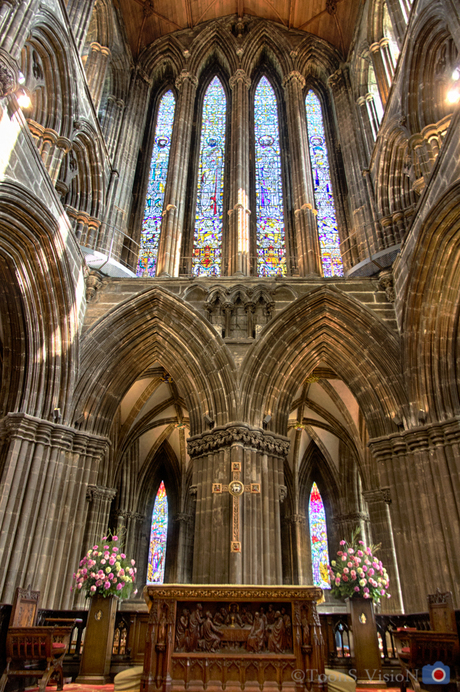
[362,487,391,504]
[285,513,307,527]
[229,69,251,90]
[86,485,117,502]
[0,49,19,97]
[369,417,460,462]
[174,513,193,525]
[175,70,198,91]
[332,512,369,526]
[145,584,323,601]
[378,269,395,302]
[282,71,306,90]
[131,512,146,524]
[85,269,104,303]
[187,424,290,460]
[279,485,287,503]
[115,509,132,520]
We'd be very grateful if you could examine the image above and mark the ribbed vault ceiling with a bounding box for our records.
[117,0,362,58]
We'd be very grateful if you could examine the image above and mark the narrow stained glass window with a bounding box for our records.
[305,91,343,278]
[192,76,226,276]
[147,480,168,583]
[137,91,175,277]
[309,482,331,589]
[255,77,286,277]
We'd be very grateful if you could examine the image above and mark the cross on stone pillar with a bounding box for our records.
[212,461,261,553]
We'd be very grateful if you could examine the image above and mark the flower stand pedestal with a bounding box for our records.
[347,597,382,689]
[77,593,118,684]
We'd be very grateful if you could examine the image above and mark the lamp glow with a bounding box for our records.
[447,88,460,104]
[17,90,31,108]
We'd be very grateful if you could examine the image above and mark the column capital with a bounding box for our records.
[86,485,117,502]
[362,487,392,504]
[0,49,19,97]
[229,69,251,90]
[187,423,290,460]
[282,70,305,90]
[175,70,198,91]
[327,68,345,91]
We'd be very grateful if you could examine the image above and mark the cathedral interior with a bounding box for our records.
[0,0,459,617]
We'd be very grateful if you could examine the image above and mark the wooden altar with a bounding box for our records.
[141,584,326,692]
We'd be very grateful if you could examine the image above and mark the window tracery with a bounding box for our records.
[254,76,286,277]
[305,90,343,277]
[192,76,226,277]
[138,90,175,277]
[147,480,168,584]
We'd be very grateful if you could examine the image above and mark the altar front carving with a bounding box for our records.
[142,585,326,692]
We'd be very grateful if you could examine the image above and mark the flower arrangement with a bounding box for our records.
[328,528,391,603]
[72,531,137,599]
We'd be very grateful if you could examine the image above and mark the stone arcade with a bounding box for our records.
[0,0,459,620]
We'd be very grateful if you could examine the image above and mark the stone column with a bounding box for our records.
[369,42,391,107]
[362,487,404,613]
[328,67,379,263]
[287,513,311,585]
[188,424,289,585]
[100,96,125,160]
[0,0,40,63]
[66,0,98,54]
[156,70,198,277]
[85,42,111,111]
[99,67,151,259]
[228,69,251,276]
[369,419,460,611]
[283,70,322,276]
[174,513,193,583]
[84,485,117,551]
[0,412,109,609]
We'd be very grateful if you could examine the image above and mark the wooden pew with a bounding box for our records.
[0,586,78,692]
[393,591,460,692]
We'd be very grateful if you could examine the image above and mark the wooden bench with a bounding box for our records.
[393,591,460,692]
[0,586,78,692]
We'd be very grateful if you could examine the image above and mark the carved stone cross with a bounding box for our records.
[212,462,260,552]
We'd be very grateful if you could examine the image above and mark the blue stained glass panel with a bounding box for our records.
[192,77,226,276]
[309,482,331,589]
[137,91,175,277]
[255,77,286,276]
[147,480,168,583]
[305,91,343,278]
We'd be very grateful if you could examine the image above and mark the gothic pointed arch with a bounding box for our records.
[72,287,238,438]
[240,286,408,438]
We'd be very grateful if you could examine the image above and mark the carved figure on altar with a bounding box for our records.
[175,608,190,651]
[213,607,228,625]
[189,603,204,650]
[226,603,243,627]
[268,611,286,653]
[267,604,276,624]
[241,606,254,625]
[246,612,265,652]
[281,607,292,649]
[199,611,223,652]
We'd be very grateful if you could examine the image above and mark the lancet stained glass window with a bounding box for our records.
[192,76,226,276]
[305,91,343,278]
[147,480,168,583]
[254,77,286,277]
[137,91,175,277]
[309,482,331,589]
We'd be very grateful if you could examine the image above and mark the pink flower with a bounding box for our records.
[90,585,97,592]
[357,550,363,557]
[347,561,352,567]
[93,545,99,550]
[341,555,346,561]
[362,565,368,572]
[113,536,118,541]
[363,593,370,599]
[104,552,110,559]
[102,536,108,541]
[101,558,106,564]
[342,575,349,582]
[335,578,341,585]
[121,553,126,559]
[354,586,360,592]
[358,540,364,545]
[104,545,109,550]
[108,573,114,580]
[77,583,82,589]
[116,583,123,591]
[119,569,125,576]
[368,568,374,576]
[109,556,116,565]
[339,540,346,545]
[380,590,386,596]
[348,548,354,554]
[104,581,111,589]
[363,587,369,593]
[350,570,356,578]
[131,559,135,566]
[113,547,119,552]
[343,567,349,574]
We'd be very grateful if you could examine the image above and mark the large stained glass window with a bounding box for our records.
[192,76,226,276]
[254,77,286,277]
[137,91,175,277]
[309,482,331,589]
[147,481,168,583]
[305,91,343,278]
